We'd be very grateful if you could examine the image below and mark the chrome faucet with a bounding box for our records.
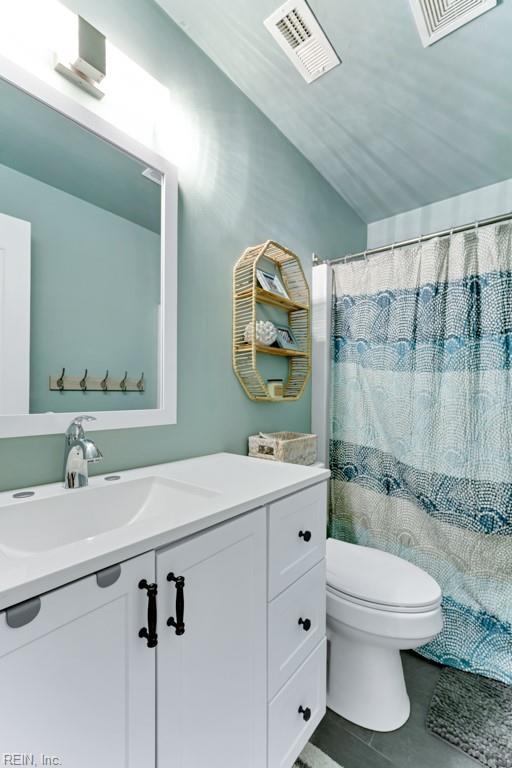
[64,415,103,489]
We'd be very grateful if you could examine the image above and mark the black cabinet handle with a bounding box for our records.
[167,572,185,635]
[298,617,312,632]
[298,705,312,722]
[298,530,312,542]
[138,579,158,648]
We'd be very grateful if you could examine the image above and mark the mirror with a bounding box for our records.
[0,61,177,436]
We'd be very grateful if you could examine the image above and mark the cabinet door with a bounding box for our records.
[157,509,267,768]
[0,552,155,768]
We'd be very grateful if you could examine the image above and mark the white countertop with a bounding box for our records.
[0,453,329,611]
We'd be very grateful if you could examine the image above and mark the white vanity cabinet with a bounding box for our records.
[0,551,155,767]
[156,507,267,768]
[0,468,328,768]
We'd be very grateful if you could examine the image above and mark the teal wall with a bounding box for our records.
[0,76,162,234]
[0,0,366,491]
[0,163,160,414]
[367,177,512,249]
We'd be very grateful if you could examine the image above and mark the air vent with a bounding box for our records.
[264,0,340,84]
[409,0,497,47]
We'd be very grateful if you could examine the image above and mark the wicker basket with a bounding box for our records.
[248,432,317,465]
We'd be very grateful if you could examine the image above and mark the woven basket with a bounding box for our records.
[248,432,317,465]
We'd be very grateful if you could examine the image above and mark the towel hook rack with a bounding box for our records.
[50,369,146,392]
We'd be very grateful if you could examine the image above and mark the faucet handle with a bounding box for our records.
[72,415,96,425]
[66,415,97,442]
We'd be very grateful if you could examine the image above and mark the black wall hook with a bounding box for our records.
[100,370,109,392]
[80,369,88,392]
[57,367,65,392]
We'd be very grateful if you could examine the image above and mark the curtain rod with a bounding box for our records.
[314,210,512,267]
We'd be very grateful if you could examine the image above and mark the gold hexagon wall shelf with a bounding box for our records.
[233,241,311,401]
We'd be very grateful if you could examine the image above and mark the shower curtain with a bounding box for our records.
[330,221,512,683]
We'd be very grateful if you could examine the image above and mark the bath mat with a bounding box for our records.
[427,666,512,768]
[294,742,341,767]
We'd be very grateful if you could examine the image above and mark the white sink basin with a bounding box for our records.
[0,476,218,557]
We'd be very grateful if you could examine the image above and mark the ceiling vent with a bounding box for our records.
[409,0,497,47]
[264,0,340,84]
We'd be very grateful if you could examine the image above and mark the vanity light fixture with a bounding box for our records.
[54,16,106,99]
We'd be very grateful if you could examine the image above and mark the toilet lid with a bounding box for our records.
[326,538,442,610]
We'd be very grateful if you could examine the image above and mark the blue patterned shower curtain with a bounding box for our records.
[330,222,512,683]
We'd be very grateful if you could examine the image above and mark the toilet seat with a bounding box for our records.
[327,584,441,614]
[326,538,442,613]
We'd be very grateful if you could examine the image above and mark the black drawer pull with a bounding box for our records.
[138,579,158,648]
[298,530,312,542]
[298,705,312,722]
[167,572,186,635]
[298,617,312,632]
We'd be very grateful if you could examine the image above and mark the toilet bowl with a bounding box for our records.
[326,538,443,732]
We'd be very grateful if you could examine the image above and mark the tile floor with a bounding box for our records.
[310,652,478,768]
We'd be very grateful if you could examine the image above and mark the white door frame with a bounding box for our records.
[0,213,31,415]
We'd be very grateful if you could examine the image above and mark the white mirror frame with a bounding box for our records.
[0,54,177,438]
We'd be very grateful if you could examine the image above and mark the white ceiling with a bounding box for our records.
[154,0,512,223]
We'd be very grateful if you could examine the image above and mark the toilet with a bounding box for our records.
[326,538,443,732]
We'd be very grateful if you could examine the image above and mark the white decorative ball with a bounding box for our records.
[244,320,277,346]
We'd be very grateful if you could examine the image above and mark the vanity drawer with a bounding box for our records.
[268,639,326,768]
[268,560,326,699]
[268,482,327,599]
